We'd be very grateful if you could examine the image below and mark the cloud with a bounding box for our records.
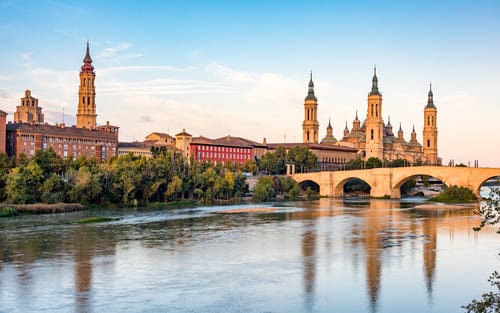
[95,42,144,63]
[205,62,258,83]
[20,52,32,62]
[98,65,198,76]
[139,115,153,123]
[98,78,232,96]
[0,76,8,80]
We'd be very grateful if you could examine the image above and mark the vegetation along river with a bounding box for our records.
[0,195,498,312]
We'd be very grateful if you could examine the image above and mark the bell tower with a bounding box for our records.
[365,67,384,160]
[302,71,319,143]
[76,41,97,129]
[423,83,438,165]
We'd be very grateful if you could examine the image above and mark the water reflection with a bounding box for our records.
[0,199,492,313]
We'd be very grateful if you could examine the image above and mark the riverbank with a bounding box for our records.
[413,203,478,210]
[0,203,84,215]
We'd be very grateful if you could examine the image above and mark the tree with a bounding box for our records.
[66,166,102,204]
[165,175,183,201]
[346,158,365,170]
[366,157,382,169]
[40,174,65,204]
[463,187,500,312]
[5,161,43,204]
[253,176,276,202]
[387,158,407,168]
[287,146,317,173]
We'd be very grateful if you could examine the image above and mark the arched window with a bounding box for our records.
[82,97,85,104]
[375,104,378,117]
[427,139,430,147]
[431,116,434,126]
[87,97,90,106]
[83,79,86,87]
[427,116,430,126]
[371,129,374,140]
[371,104,374,116]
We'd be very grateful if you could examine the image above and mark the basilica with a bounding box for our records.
[303,68,441,165]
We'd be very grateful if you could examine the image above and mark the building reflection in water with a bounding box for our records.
[302,219,317,312]
[287,198,474,313]
[74,227,93,313]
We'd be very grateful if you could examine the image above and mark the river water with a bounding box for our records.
[0,195,498,313]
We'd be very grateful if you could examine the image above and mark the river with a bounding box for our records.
[0,194,498,313]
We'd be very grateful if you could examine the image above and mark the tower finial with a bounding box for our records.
[306,70,316,100]
[81,41,94,72]
[426,82,435,108]
[370,66,380,95]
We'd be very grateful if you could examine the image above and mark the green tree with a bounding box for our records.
[253,176,276,202]
[287,146,318,173]
[165,175,183,201]
[463,188,500,312]
[346,158,365,170]
[366,157,382,169]
[66,166,102,204]
[40,174,65,204]
[387,158,407,168]
[5,161,43,204]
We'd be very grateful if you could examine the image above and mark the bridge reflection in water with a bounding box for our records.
[0,199,491,313]
[292,166,500,198]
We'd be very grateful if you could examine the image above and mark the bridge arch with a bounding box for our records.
[475,175,500,199]
[392,172,447,198]
[334,176,373,198]
[298,180,320,193]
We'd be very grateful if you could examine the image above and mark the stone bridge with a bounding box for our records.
[292,166,500,198]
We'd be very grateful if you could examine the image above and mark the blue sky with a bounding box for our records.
[1,0,500,166]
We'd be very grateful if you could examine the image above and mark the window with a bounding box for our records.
[371,129,374,140]
[427,139,430,147]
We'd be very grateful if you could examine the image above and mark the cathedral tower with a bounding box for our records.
[423,83,438,165]
[365,67,384,160]
[302,72,319,143]
[14,89,44,124]
[76,42,97,129]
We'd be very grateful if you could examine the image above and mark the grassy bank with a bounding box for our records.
[0,203,84,215]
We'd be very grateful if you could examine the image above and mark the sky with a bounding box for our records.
[1,0,500,166]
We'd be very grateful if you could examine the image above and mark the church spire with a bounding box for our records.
[426,82,436,108]
[81,41,94,73]
[370,65,380,95]
[306,70,317,100]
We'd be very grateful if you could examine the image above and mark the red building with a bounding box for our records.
[190,135,256,164]
[6,122,118,161]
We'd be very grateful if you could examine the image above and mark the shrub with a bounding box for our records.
[0,207,18,218]
[430,185,477,203]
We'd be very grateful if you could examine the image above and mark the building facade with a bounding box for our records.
[14,89,44,124]
[190,135,254,164]
[6,123,117,160]
[76,42,97,130]
[302,72,319,144]
[309,68,442,165]
[5,43,118,161]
